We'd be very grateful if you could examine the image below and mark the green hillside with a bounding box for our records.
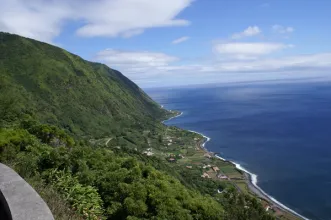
[0,32,275,220]
[0,32,169,137]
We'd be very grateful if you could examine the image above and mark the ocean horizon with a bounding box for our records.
[146,81,331,220]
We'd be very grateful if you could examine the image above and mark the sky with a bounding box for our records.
[1,0,331,88]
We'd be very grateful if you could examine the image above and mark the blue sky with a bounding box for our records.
[1,0,331,88]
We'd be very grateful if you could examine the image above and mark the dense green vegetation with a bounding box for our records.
[0,32,170,138]
[0,32,275,220]
[0,122,225,220]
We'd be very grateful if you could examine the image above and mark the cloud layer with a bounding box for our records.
[203,53,331,73]
[0,0,193,42]
[214,42,293,60]
[95,48,331,78]
[95,49,179,75]
[93,22,331,86]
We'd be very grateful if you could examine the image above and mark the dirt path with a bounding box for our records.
[105,138,113,147]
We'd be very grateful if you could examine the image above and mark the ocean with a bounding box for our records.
[146,82,331,220]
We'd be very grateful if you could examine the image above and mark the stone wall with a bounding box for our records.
[0,163,54,220]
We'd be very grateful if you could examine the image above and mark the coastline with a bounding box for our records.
[164,110,309,220]
[162,111,183,123]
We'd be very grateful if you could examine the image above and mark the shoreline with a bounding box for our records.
[164,110,309,220]
[162,111,183,123]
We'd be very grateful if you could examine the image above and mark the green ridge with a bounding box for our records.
[0,32,169,137]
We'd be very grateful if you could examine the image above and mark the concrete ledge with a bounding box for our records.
[0,163,54,220]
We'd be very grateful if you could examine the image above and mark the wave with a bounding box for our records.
[163,109,310,220]
[187,129,211,148]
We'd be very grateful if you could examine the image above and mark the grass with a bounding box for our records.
[236,181,249,193]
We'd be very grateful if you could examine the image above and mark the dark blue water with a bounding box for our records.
[146,82,331,220]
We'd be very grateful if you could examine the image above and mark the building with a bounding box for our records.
[204,153,212,158]
[202,164,211,169]
[212,166,220,172]
[143,148,154,156]
[263,204,271,212]
[217,174,228,180]
[201,172,211,178]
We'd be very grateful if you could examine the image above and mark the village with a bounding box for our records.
[141,127,302,220]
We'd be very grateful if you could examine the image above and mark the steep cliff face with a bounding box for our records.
[0,32,168,137]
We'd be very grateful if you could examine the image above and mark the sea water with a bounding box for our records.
[146,82,331,220]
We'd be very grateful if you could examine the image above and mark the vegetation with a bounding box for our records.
[0,123,225,220]
[0,32,171,138]
[0,32,277,220]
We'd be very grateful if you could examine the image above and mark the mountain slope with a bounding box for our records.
[0,32,276,220]
[0,32,168,137]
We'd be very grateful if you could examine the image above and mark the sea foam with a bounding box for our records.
[223,159,310,220]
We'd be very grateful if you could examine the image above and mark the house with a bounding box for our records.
[201,172,211,178]
[143,148,154,156]
[204,153,212,158]
[202,164,211,169]
[217,174,228,180]
[212,166,220,172]
[168,158,176,163]
[186,166,192,169]
[264,205,271,212]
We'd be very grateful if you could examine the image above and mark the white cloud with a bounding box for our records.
[0,0,193,42]
[172,36,190,44]
[231,26,261,39]
[272,25,294,34]
[204,53,331,73]
[75,0,193,38]
[122,29,145,38]
[214,42,293,60]
[95,49,179,74]
[131,52,331,87]
[93,46,331,87]
[0,0,71,43]
[94,48,331,80]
